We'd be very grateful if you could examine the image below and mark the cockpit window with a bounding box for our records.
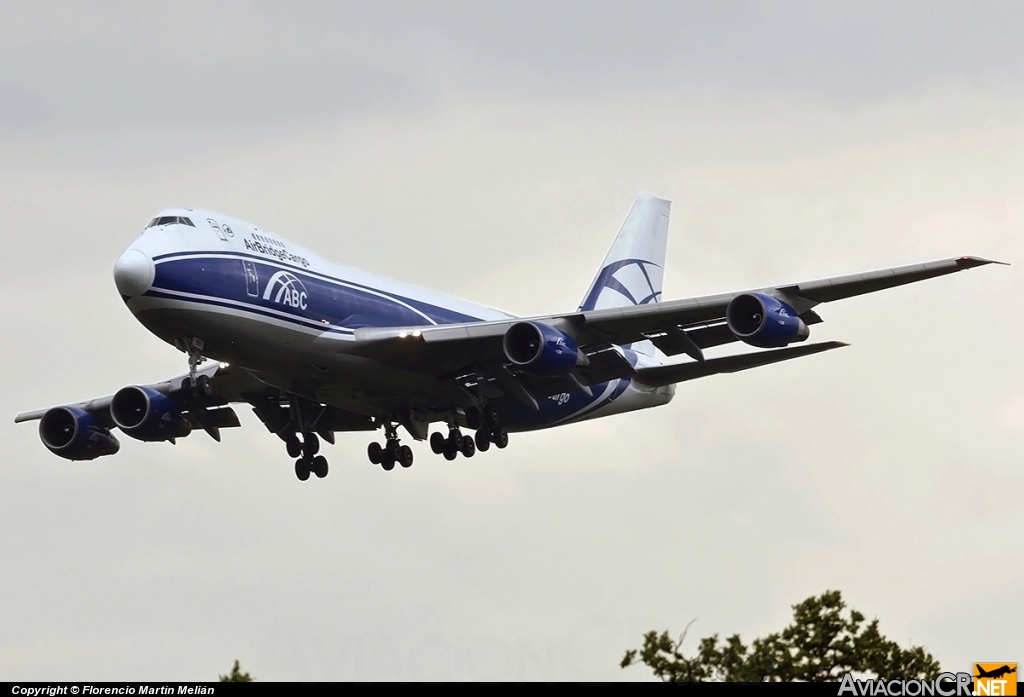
[147,216,195,228]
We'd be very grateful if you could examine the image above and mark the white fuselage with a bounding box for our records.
[114,208,674,431]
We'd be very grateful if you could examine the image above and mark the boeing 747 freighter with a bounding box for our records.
[15,195,1003,480]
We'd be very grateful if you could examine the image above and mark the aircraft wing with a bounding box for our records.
[350,255,1003,377]
[571,255,1002,348]
[14,362,246,439]
[15,359,376,447]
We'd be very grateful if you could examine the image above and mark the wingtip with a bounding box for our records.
[957,255,1010,268]
[813,340,850,351]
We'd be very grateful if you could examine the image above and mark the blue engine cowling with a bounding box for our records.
[39,406,120,461]
[503,321,581,376]
[726,293,810,348]
[111,386,192,442]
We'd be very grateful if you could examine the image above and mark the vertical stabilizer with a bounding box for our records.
[579,194,670,355]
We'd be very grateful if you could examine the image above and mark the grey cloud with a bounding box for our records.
[5,1,1024,134]
[0,82,53,131]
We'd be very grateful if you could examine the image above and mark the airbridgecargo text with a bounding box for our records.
[244,237,309,267]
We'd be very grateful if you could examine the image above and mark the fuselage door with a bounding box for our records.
[243,261,259,297]
[207,218,229,242]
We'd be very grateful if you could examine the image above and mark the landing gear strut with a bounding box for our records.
[483,405,509,449]
[284,397,331,483]
[184,339,206,389]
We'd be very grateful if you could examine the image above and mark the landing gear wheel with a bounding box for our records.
[492,428,509,449]
[460,436,476,458]
[430,432,445,454]
[474,429,491,452]
[303,433,320,457]
[443,444,458,461]
[295,458,311,481]
[447,431,463,452]
[484,404,500,427]
[381,454,396,471]
[367,441,383,464]
[196,374,214,398]
[385,439,401,460]
[312,455,329,478]
[399,445,414,468]
[286,436,302,459]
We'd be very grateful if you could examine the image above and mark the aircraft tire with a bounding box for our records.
[304,433,320,457]
[474,429,490,452]
[367,441,383,464]
[460,436,475,458]
[443,446,457,461]
[286,436,302,459]
[429,432,445,454]
[295,458,311,481]
[399,445,414,468]
[196,374,214,398]
[385,440,401,460]
[493,428,509,449]
[313,455,328,478]
[484,405,500,427]
[381,454,396,471]
[447,432,462,451]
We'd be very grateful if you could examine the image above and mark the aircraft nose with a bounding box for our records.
[113,249,155,298]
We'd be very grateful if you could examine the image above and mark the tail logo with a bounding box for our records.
[262,271,308,310]
[580,258,661,311]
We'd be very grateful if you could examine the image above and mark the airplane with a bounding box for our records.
[14,194,1004,481]
[975,665,1016,680]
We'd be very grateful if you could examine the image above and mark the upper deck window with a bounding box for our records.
[147,216,195,228]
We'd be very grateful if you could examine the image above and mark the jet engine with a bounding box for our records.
[726,293,810,348]
[503,321,581,376]
[111,386,192,442]
[39,406,120,461]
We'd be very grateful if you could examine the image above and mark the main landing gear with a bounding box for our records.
[292,431,329,481]
[428,406,508,461]
[366,422,413,471]
[362,406,508,471]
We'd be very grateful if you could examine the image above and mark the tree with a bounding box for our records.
[621,590,941,682]
[219,660,253,682]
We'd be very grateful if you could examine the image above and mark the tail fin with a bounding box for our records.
[579,194,670,355]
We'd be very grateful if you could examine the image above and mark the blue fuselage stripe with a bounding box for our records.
[147,254,483,332]
[142,289,356,335]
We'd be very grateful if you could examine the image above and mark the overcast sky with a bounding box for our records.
[1,2,1021,681]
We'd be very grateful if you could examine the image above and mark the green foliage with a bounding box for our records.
[621,590,941,682]
[219,660,253,682]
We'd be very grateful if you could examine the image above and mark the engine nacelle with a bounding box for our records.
[503,321,581,376]
[39,406,120,461]
[111,385,192,442]
[726,293,810,348]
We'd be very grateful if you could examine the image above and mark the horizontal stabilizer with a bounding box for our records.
[633,341,848,388]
